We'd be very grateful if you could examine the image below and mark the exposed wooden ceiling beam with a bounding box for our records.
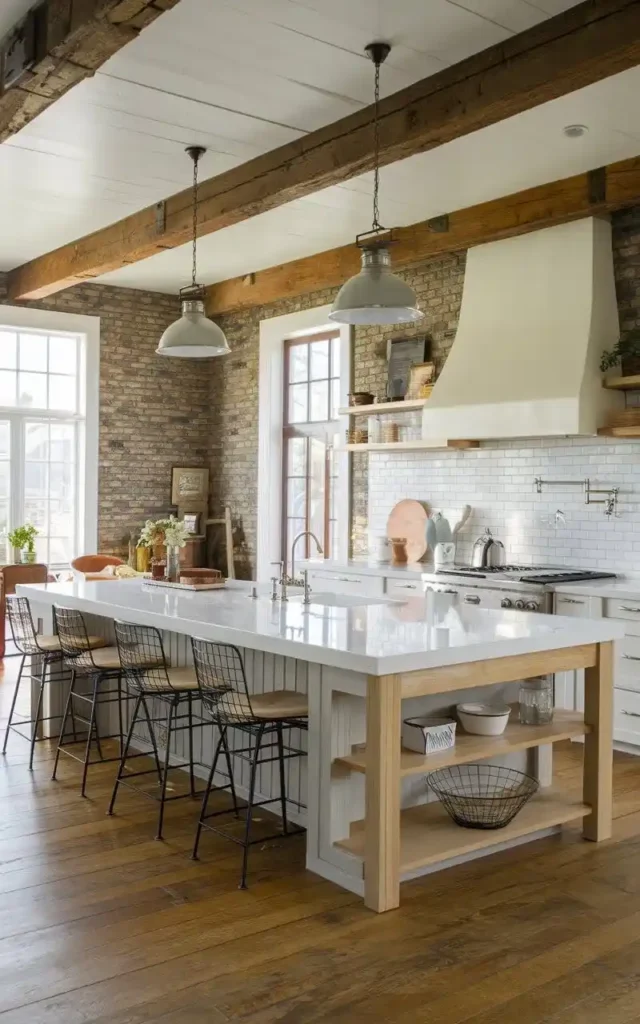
[205,157,640,315]
[0,0,181,145]
[7,0,640,301]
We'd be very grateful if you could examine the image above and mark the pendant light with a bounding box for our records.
[156,146,230,358]
[329,44,423,326]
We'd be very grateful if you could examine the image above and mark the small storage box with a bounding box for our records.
[402,716,456,755]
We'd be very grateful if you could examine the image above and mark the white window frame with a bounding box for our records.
[257,305,351,582]
[0,305,99,566]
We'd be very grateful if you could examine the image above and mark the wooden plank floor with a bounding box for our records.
[3,659,640,1022]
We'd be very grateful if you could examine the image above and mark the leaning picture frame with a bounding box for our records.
[181,512,201,535]
[386,336,430,399]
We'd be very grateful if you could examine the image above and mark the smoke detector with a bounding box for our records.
[563,124,589,138]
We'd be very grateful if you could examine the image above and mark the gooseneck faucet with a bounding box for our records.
[291,531,323,584]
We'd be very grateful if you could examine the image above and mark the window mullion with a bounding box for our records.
[12,414,24,544]
[305,436,311,560]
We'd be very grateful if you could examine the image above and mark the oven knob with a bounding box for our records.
[501,598,513,609]
[525,600,539,611]
[514,600,526,610]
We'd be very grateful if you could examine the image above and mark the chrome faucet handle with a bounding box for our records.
[270,577,279,601]
[302,569,312,605]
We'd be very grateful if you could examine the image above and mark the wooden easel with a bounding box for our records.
[205,507,235,579]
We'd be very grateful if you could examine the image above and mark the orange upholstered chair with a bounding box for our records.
[71,555,124,574]
[0,563,49,659]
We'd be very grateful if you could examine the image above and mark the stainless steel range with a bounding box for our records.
[428,565,616,613]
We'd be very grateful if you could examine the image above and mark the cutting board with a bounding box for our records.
[386,500,429,562]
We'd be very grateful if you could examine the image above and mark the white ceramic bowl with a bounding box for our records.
[456,702,511,736]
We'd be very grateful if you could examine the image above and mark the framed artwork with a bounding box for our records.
[386,336,431,399]
[408,361,435,398]
[171,466,209,508]
[182,512,201,535]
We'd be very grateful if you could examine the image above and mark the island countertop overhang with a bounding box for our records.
[16,580,624,677]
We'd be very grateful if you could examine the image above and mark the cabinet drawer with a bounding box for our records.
[614,687,640,745]
[555,594,591,617]
[606,598,640,635]
[307,571,384,597]
[385,578,425,598]
[617,636,640,691]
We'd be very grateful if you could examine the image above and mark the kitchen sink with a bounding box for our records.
[289,591,396,608]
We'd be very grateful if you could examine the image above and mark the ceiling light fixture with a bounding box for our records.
[156,146,230,358]
[329,42,423,326]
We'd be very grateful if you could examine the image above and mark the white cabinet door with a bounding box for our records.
[307,570,384,597]
[614,687,640,746]
[553,593,603,711]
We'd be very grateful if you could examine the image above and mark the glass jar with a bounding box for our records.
[151,559,166,580]
[519,677,554,725]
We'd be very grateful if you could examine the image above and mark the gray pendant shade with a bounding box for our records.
[156,298,230,358]
[156,144,230,359]
[329,246,424,326]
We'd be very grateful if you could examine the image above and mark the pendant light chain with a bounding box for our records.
[371,54,381,234]
[191,150,199,289]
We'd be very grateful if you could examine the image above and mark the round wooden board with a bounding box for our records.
[386,499,429,563]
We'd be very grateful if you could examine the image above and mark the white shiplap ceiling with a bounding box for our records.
[1,0,638,293]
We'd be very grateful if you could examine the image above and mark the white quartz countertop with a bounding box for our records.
[17,579,623,676]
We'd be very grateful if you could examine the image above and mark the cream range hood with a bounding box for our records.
[422,217,621,441]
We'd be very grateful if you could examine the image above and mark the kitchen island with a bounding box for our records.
[18,579,622,912]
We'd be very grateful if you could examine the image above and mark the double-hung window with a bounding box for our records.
[282,330,342,569]
[0,326,86,566]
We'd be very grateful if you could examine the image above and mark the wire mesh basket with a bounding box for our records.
[426,764,539,830]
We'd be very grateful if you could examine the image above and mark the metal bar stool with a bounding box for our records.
[51,606,127,797]
[190,637,308,889]
[2,596,67,770]
[108,621,203,841]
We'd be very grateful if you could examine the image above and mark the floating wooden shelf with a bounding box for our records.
[603,375,640,391]
[335,790,590,874]
[339,399,427,416]
[340,439,479,453]
[333,712,589,774]
[334,711,590,778]
[597,425,640,438]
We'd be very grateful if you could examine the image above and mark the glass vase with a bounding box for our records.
[166,546,181,582]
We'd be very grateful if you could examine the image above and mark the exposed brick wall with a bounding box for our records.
[613,206,640,340]
[0,275,211,555]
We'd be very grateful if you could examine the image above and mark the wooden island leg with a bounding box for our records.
[583,640,614,842]
[364,674,401,912]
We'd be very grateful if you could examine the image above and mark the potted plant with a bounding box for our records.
[8,524,39,564]
[600,330,640,377]
[138,516,189,580]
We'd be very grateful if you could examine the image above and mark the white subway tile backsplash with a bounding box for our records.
[368,437,640,573]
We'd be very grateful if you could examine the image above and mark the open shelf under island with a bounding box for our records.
[18,579,622,913]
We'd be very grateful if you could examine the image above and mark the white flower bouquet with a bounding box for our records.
[138,516,189,549]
